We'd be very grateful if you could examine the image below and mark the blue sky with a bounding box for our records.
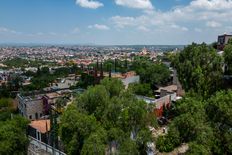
[0,0,232,45]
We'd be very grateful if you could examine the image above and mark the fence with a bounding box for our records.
[28,136,66,155]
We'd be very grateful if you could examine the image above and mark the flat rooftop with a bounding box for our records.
[19,94,44,102]
[155,85,178,93]
[45,92,61,99]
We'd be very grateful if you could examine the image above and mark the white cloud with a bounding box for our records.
[110,0,232,32]
[73,27,80,33]
[190,0,232,11]
[110,16,136,28]
[36,32,44,36]
[0,27,9,32]
[76,0,103,9]
[0,27,19,34]
[49,32,57,36]
[206,21,221,28]
[137,26,150,32]
[115,0,153,10]
[171,24,189,31]
[181,27,189,31]
[88,24,110,30]
[194,28,202,32]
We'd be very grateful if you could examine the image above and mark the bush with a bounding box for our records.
[156,136,175,152]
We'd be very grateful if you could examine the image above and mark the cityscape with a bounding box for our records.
[0,0,232,155]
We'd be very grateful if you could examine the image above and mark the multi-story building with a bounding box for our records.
[17,94,44,120]
[217,34,232,51]
[136,92,177,118]
[17,89,74,120]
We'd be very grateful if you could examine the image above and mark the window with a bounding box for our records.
[219,37,225,44]
[35,113,38,119]
[29,115,32,119]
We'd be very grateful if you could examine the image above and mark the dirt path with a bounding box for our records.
[157,143,189,155]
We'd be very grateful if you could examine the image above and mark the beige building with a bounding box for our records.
[217,34,232,51]
[17,94,44,120]
[17,89,73,120]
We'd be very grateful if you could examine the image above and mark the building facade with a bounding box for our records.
[17,89,74,120]
[217,34,232,51]
[136,92,176,118]
[17,94,44,120]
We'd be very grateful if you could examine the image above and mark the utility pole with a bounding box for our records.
[125,56,128,72]
[94,66,98,84]
[96,57,99,70]
[100,62,103,78]
[49,106,59,154]
[108,64,112,78]
[114,58,117,73]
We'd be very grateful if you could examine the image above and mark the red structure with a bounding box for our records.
[154,95,171,118]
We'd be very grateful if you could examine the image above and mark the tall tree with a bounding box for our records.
[59,105,99,155]
[132,58,170,86]
[76,85,109,120]
[156,96,215,153]
[81,127,107,155]
[224,39,232,74]
[206,90,232,154]
[172,43,223,98]
[60,78,157,155]
[0,116,29,155]
[100,78,124,98]
[119,138,139,155]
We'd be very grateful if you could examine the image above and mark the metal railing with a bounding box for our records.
[28,136,66,155]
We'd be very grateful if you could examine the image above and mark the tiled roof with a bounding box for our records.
[30,119,50,133]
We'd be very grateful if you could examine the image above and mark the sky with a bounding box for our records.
[0,0,232,45]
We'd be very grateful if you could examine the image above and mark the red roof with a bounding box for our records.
[29,119,50,133]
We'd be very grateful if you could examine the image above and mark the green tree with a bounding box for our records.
[156,95,215,153]
[129,83,153,97]
[81,127,107,155]
[55,97,67,113]
[41,66,50,74]
[59,105,99,155]
[0,98,13,111]
[60,78,157,155]
[76,85,109,120]
[211,41,218,50]
[102,97,123,129]
[0,98,15,121]
[172,43,223,98]
[186,142,211,155]
[0,83,10,98]
[224,39,232,74]
[119,138,139,155]
[77,73,95,89]
[100,78,124,97]
[156,136,175,153]
[206,90,232,154]
[117,98,148,135]
[156,125,181,152]
[132,58,170,85]
[136,128,152,155]
[0,116,29,155]
[107,127,125,153]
